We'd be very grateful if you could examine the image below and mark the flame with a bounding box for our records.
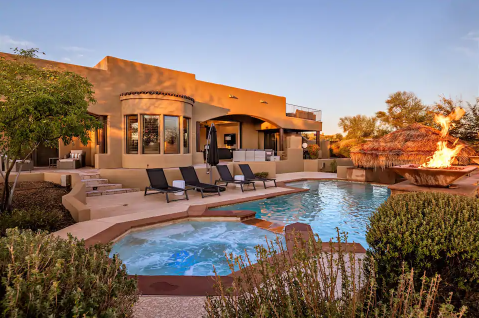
[435,107,465,137]
[421,107,465,168]
[421,141,464,168]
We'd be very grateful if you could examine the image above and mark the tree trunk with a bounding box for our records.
[1,159,16,212]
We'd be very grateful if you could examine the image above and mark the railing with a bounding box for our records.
[286,103,322,122]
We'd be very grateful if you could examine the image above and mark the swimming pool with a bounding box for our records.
[110,221,283,276]
[212,180,390,247]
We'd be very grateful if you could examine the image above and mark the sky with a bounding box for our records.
[1,0,478,134]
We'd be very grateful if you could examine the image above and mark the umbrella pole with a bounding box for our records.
[207,124,212,184]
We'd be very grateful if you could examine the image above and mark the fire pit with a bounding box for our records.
[469,156,479,165]
[391,165,477,187]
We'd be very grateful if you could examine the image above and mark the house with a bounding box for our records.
[0,53,322,169]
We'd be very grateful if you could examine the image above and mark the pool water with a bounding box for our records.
[212,180,390,247]
[110,221,283,276]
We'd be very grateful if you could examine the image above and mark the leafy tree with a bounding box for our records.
[431,96,479,142]
[376,91,433,129]
[338,115,378,139]
[0,48,101,212]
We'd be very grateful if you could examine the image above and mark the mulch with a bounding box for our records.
[0,181,75,225]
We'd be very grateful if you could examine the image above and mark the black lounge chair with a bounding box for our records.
[239,164,277,189]
[179,166,224,198]
[215,165,256,192]
[144,168,188,203]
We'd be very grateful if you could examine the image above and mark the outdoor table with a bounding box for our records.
[172,180,185,195]
[234,175,244,188]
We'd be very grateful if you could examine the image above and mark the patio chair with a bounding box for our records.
[144,168,188,203]
[215,164,256,192]
[239,164,277,189]
[179,166,224,198]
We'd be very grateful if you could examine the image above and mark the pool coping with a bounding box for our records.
[134,222,366,296]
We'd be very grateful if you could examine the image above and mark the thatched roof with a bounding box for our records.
[350,123,477,169]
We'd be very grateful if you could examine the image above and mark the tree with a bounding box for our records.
[376,91,433,129]
[338,115,378,139]
[431,96,479,142]
[0,48,101,212]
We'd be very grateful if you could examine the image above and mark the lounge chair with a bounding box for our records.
[144,168,188,203]
[239,164,277,189]
[179,166,224,198]
[215,165,256,192]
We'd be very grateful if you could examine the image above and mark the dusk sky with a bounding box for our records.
[1,0,478,134]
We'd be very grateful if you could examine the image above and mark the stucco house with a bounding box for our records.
[0,53,322,169]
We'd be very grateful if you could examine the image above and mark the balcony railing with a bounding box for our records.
[286,103,322,122]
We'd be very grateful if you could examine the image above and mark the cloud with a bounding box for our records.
[453,46,476,58]
[61,46,93,52]
[463,30,479,42]
[62,57,72,62]
[0,35,35,51]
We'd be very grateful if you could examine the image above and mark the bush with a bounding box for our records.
[254,172,269,178]
[367,192,479,315]
[0,228,138,317]
[307,144,320,159]
[0,208,73,236]
[330,139,363,158]
[330,159,338,173]
[205,230,466,317]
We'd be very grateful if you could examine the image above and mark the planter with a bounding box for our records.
[391,165,477,187]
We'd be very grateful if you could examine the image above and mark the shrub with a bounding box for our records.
[307,144,320,159]
[254,172,269,178]
[330,139,363,158]
[204,230,465,317]
[330,159,338,173]
[367,192,479,315]
[0,208,74,236]
[0,228,139,317]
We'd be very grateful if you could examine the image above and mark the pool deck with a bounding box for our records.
[54,171,337,243]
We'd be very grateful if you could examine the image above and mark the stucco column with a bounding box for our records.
[279,128,284,151]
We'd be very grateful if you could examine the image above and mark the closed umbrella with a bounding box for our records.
[206,123,219,184]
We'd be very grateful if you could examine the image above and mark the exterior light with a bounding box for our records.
[302,143,308,149]
[229,94,237,99]
[260,100,268,104]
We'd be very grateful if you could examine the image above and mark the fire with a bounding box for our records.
[420,107,465,169]
[435,107,465,137]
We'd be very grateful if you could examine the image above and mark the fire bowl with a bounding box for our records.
[391,165,477,187]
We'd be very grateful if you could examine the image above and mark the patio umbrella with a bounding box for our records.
[206,123,219,184]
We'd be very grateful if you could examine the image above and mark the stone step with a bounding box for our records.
[81,178,109,186]
[86,188,141,197]
[80,173,101,180]
[86,183,122,192]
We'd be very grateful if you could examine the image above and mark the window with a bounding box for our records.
[96,116,107,154]
[142,115,160,154]
[183,117,190,154]
[164,116,180,154]
[126,115,139,154]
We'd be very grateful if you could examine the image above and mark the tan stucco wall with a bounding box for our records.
[232,162,277,178]
[0,53,321,169]
[100,164,231,190]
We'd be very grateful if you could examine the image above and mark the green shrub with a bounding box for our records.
[307,144,320,159]
[0,208,74,236]
[367,192,479,315]
[254,171,269,178]
[0,228,138,317]
[205,230,465,317]
[330,159,338,173]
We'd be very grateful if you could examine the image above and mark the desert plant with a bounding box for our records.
[254,172,269,178]
[307,144,320,159]
[330,139,363,158]
[0,228,138,317]
[204,230,465,317]
[0,208,74,236]
[367,192,479,315]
